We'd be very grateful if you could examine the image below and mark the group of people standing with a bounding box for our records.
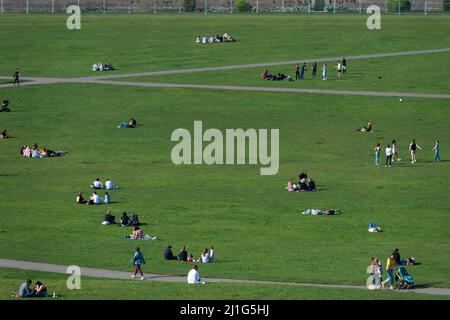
[375,139,440,166]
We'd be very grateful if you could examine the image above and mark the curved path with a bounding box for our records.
[1,259,449,297]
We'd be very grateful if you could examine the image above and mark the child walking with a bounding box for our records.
[131,247,146,280]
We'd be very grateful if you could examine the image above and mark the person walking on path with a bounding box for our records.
[432,140,440,162]
[295,64,300,80]
[409,139,422,164]
[13,68,20,86]
[312,62,317,79]
[131,247,145,280]
[375,143,381,165]
[382,254,396,290]
[392,139,401,162]
[385,144,393,167]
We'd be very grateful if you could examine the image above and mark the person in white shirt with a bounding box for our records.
[195,36,201,43]
[336,61,342,79]
[92,63,98,71]
[105,179,119,190]
[91,178,103,189]
[201,248,210,263]
[91,192,100,204]
[187,265,204,284]
[385,144,393,167]
[202,36,207,44]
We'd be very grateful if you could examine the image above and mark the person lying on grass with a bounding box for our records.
[117,117,137,128]
[357,122,373,132]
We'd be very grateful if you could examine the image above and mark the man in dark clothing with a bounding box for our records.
[312,62,317,79]
[164,246,177,260]
[295,64,300,80]
[13,69,20,86]
[300,63,307,79]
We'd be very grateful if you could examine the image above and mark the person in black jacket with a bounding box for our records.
[178,246,188,261]
[164,246,177,260]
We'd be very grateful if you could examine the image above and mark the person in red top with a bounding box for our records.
[261,68,268,80]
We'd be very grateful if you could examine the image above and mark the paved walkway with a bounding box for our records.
[1,259,450,297]
[89,80,450,99]
[1,48,449,100]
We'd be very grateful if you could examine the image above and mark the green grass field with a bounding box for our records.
[0,13,449,300]
[2,268,449,300]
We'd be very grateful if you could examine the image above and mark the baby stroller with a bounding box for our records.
[396,267,415,289]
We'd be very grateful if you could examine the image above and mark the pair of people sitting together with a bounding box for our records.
[124,226,157,240]
[76,191,110,205]
[91,62,115,71]
[287,171,316,192]
[1,99,10,112]
[20,144,66,158]
[195,33,235,44]
[91,177,120,190]
[117,117,137,128]
[13,279,47,298]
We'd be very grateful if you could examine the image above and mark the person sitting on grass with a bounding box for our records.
[187,265,205,284]
[308,179,316,192]
[131,226,144,239]
[76,192,87,204]
[16,279,33,298]
[1,129,9,139]
[33,281,48,297]
[129,213,141,227]
[261,69,269,80]
[187,254,195,262]
[105,178,119,190]
[120,212,130,226]
[88,191,100,205]
[178,246,188,262]
[357,122,373,133]
[200,248,210,263]
[223,33,234,42]
[1,99,10,112]
[91,177,103,189]
[164,245,177,260]
[31,146,41,158]
[286,178,296,192]
[103,192,111,204]
[195,36,201,43]
[102,210,116,225]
